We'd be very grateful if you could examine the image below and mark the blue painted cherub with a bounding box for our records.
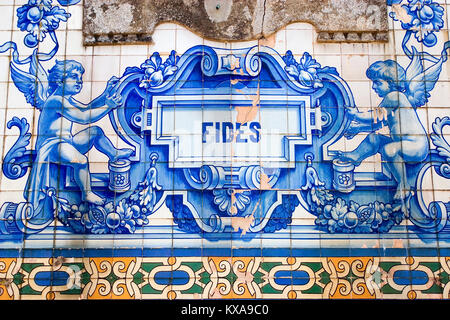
[337,47,445,200]
[11,58,133,207]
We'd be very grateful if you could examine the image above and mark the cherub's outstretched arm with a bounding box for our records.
[346,106,384,124]
[47,91,122,125]
[54,76,121,124]
[70,76,120,111]
[343,106,384,138]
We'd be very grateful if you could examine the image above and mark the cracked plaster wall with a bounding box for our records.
[83,0,389,45]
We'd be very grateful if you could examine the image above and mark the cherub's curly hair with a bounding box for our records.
[366,60,406,92]
[48,60,85,94]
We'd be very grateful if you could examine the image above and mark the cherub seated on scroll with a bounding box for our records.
[11,59,133,207]
[336,48,444,200]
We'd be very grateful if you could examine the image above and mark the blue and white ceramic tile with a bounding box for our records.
[0,0,449,300]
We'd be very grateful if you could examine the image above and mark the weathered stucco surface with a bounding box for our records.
[83,0,389,45]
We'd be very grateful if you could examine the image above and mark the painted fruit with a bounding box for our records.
[106,212,121,229]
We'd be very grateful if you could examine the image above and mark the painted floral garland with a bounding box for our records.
[56,154,162,234]
[301,161,407,234]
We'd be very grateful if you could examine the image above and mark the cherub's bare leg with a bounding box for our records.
[73,126,133,162]
[83,192,105,205]
[381,142,410,200]
[336,133,391,166]
[57,143,105,205]
[111,148,134,162]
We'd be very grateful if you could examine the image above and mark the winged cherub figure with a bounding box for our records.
[11,58,133,208]
[336,46,446,200]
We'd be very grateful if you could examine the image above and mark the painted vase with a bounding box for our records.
[108,159,131,193]
[332,159,355,193]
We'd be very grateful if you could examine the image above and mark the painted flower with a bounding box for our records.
[140,51,179,89]
[16,0,71,47]
[390,0,445,47]
[284,51,323,88]
[56,0,81,5]
[114,174,126,185]
[338,174,351,185]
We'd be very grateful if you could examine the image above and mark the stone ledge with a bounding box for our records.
[83,0,389,45]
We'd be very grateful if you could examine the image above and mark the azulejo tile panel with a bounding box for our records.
[0,0,448,300]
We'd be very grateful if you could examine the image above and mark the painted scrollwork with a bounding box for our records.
[2,117,33,180]
[430,116,450,179]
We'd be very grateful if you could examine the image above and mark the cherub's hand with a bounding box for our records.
[106,91,122,109]
[106,76,120,95]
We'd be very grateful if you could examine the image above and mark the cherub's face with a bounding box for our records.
[372,79,391,97]
[63,69,83,95]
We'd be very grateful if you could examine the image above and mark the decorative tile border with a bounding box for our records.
[0,256,447,300]
[0,0,449,303]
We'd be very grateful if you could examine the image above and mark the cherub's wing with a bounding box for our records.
[405,46,444,109]
[405,46,424,83]
[10,62,46,110]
